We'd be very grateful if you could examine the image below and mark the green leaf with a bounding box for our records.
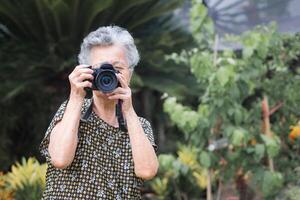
[158,154,176,173]
[164,97,200,133]
[200,151,211,168]
[190,51,213,81]
[261,135,281,158]
[216,65,235,86]
[233,109,243,124]
[227,151,240,162]
[243,46,254,58]
[254,144,265,161]
[262,171,283,197]
[230,128,245,146]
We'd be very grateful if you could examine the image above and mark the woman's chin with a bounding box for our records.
[93,91,105,97]
[93,91,113,101]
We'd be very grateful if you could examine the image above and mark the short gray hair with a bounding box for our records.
[78,26,140,71]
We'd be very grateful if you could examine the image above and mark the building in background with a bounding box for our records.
[204,0,300,35]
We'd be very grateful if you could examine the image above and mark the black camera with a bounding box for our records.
[91,63,119,93]
[83,63,127,132]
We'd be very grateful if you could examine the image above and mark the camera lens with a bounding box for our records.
[95,71,118,93]
[101,76,112,85]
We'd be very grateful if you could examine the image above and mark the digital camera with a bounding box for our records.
[91,63,119,93]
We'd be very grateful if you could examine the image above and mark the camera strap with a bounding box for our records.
[116,99,128,132]
[81,99,93,122]
[81,95,127,131]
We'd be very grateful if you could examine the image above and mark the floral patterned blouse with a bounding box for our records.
[39,98,157,200]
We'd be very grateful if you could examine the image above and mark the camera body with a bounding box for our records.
[91,63,119,93]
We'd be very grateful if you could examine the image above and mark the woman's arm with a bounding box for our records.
[48,96,83,169]
[124,110,159,180]
[48,65,93,169]
[108,73,159,180]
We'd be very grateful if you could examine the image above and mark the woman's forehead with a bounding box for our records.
[90,45,128,66]
[91,61,126,68]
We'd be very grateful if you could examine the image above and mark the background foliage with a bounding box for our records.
[0,0,197,171]
[0,157,46,200]
[150,0,300,199]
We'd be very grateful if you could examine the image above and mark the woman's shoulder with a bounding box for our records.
[138,117,152,128]
[138,116,147,122]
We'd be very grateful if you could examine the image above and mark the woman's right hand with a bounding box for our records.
[68,65,94,99]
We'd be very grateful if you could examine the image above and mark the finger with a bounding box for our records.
[116,74,128,88]
[74,64,91,70]
[69,66,91,81]
[107,87,127,95]
[78,81,92,88]
[71,69,92,78]
[73,65,92,75]
[77,68,94,74]
[77,73,94,82]
[108,94,128,100]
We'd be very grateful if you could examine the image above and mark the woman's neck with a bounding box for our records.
[92,94,118,127]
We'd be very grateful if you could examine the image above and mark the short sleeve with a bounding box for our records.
[39,100,68,162]
[139,117,158,152]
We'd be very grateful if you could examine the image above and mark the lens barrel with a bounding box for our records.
[92,63,118,93]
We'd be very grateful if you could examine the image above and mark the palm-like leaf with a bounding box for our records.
[0,0,192,93]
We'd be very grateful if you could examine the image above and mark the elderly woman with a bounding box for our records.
[39,26,159,199]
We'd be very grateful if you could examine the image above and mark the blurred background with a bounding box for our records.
[0,0,300,199]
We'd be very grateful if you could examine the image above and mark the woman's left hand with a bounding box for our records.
[107,73,133,114]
